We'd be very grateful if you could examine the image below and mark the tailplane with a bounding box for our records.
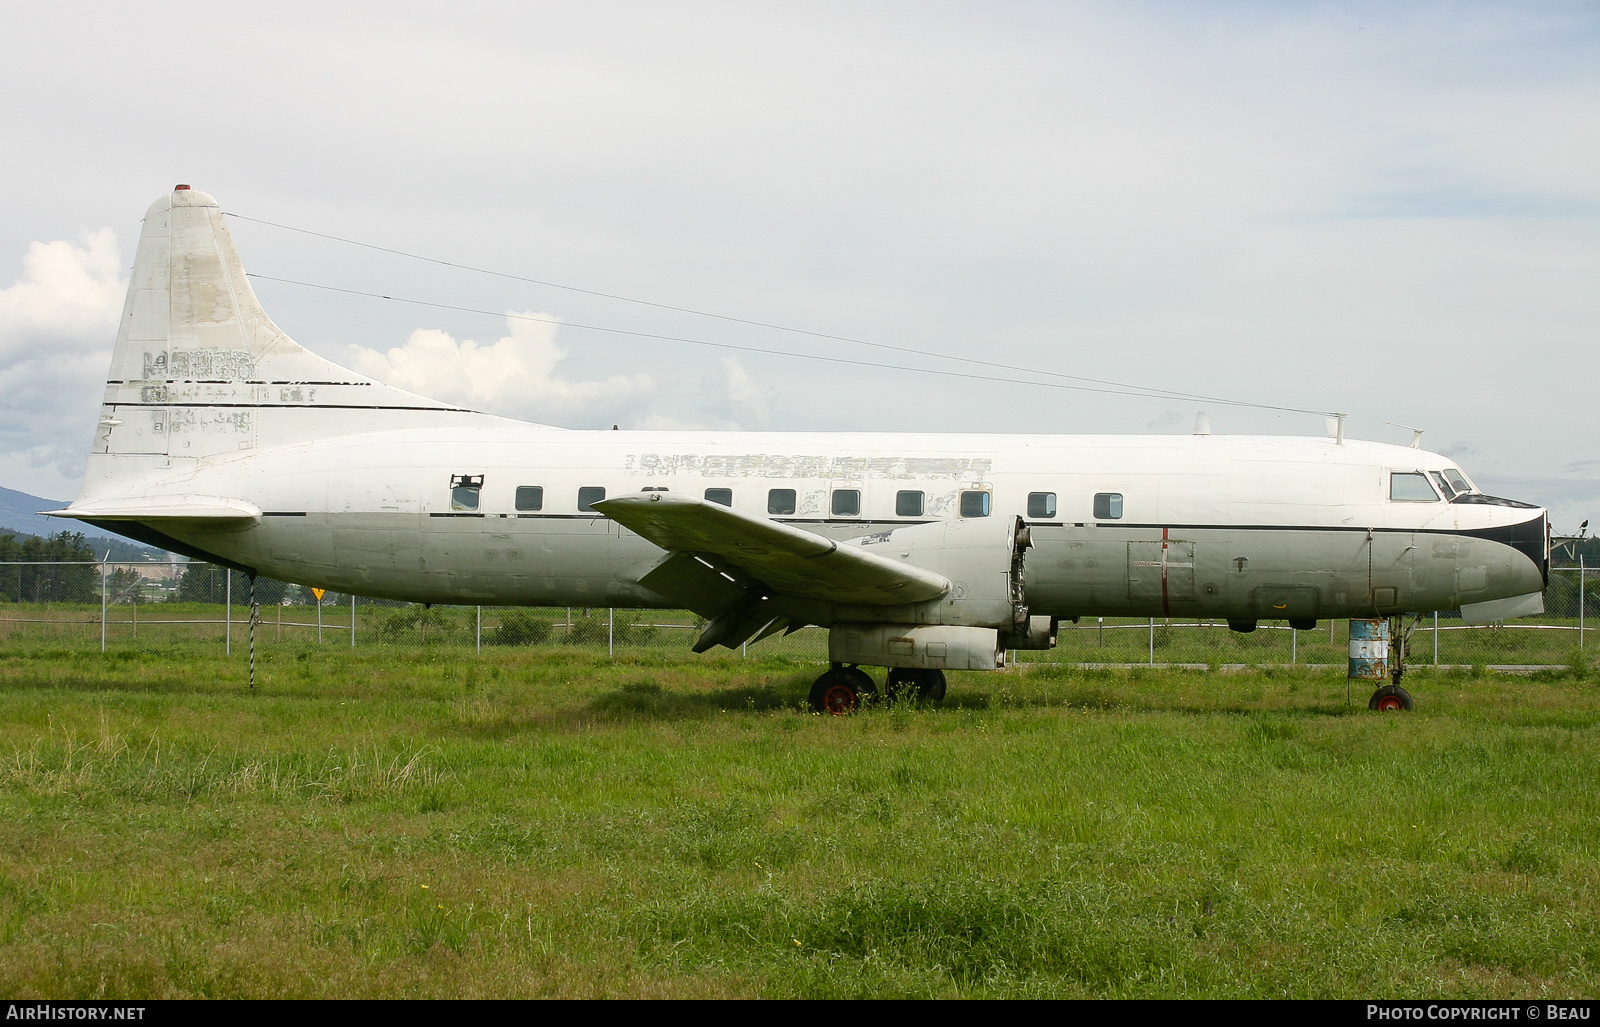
[78,185,513,504]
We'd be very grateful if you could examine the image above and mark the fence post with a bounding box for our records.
[98,550,108,646]
[225,569,232,655]
[608,607,614,658]
[1433,610,1439,665]
[350,592,356,647]
[1291,625,1297,664]
[317,597,323,644]
[1148,618,1154,665]
[1581,555,1586,651]
[476,605,482,654]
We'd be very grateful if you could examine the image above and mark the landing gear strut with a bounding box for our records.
[809,664,876,715]
[885,667,947,703]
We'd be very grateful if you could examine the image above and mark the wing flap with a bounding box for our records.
[595,492,949,606]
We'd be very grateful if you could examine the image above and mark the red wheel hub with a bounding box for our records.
[1376,694,1405,712]
[822,684,857,715]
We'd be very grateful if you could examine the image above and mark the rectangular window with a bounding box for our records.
[832,489,861,516]
[515,485,543,512]
[1027,492,1057,519]
[960,490,991,517]
[578,486,606,512]
[1443,468,1473,494]
[1093,492,1123,519]
[896,490,924,517]
[450,473,483,511]
[641,486,669,492]
[705,488,732,507]
[768,488,796,515]
[1390,472,1439,502]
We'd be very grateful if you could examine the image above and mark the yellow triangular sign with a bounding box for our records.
[312,588,326,601]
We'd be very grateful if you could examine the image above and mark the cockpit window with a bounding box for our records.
[1443,468,1474,494]
[1390,472,1440,502]
[1428,471,1456,500]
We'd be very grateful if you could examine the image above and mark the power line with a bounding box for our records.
[248,272,1335,415]
[228,211,1337,417]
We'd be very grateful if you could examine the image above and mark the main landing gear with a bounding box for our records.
[808,664,947,714]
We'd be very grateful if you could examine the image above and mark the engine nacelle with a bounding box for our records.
[829,623,1003,671]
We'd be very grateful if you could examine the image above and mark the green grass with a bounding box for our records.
[0,643,1597,997]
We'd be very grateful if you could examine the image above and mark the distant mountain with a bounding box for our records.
[0,486,177,560]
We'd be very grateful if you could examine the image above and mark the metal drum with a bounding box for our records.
[1348,618,1389,681]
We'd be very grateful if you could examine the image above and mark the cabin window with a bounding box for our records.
[577,486,606,512]
[832,489,861,516]
[1428,471,1456,500]
[896,490,924,517]
[1027,492,1057,519]
[705,488,732,507]
[1093,493,1123,519]
[1443,468,1474,494]
[450,474,483,511]
[768,489,796,515]
[960,491,991,517]
[1390,472,1439,502]
[515,485,543,512]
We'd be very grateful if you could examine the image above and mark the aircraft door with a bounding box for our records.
[1127,538,1195,612]
[1368,531,1416,614]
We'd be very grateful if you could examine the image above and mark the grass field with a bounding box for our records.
[0,642,1597,998]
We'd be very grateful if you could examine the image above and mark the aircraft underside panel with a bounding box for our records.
[148,513,1546,621]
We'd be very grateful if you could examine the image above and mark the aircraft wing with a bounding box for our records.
[594,492,949,607]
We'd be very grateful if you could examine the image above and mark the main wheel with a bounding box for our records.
[884,668,947,703]
[1368,684,1414,712]
[809,666,877,715]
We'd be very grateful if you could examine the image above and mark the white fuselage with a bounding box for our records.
[113,426,1547,623]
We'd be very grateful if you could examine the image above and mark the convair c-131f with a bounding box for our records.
[49,186,1550,712]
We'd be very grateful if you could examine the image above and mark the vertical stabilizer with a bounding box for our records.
[80,186,504,503]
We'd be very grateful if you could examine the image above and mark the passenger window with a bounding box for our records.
[832,489,861,516]
[577,486,606,512]
[515,485,543,512]
[1093,493,1123,519]
[705,488,732,507]
[1027,492,1057,519]
[1390,472,1439,502]
[960,491,991,517]
[768,489,796,515]
[896,490,924,517]
[450,474,483,511]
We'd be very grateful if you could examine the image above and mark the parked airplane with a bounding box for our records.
[49,187,1550,712]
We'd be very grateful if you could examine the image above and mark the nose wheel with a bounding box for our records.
[809,664,877,715]
[1368,684,1414,712]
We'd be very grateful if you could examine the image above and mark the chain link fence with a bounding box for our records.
[1,561,1594,669]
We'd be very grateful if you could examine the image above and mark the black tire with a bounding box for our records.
[884,668,946,703]
[1368,684,1414,712]
[809,666,876,715]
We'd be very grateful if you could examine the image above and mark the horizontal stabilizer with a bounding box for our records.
[44,495,262,523]
[594,492,949,606]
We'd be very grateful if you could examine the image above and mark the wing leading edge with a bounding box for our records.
[594,492,951,651]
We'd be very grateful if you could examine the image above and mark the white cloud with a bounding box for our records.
[0,229,124,357]
[0,230,125,496]
[346,312,652,424]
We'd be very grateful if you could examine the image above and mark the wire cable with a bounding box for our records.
[248,272,1337,415]
[228,211,1337,417]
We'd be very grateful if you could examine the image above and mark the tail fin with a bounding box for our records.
[79,185,508,503]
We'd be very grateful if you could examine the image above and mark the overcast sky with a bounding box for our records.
[0,1,1595,527]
